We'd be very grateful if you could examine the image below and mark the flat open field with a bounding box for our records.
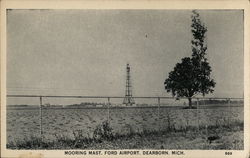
[7,105,243,147]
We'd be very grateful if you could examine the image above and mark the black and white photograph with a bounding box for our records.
[1,1,249,158]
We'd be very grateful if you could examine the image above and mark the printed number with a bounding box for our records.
[225,152,232,155]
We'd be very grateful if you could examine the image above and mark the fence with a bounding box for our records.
[6,95,244,142]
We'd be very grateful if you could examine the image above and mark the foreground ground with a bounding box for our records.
[7,105,243,143]
[7,121,243,150]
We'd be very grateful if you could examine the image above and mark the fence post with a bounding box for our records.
[228,98,231,107]
[107,97,110,123]
[157,97,160,131]
[39,96,43,140]
[196,98,199,132]
[228,98,231,124]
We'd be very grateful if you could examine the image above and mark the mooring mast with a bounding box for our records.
[123,63,135,106]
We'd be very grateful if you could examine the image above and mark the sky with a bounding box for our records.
[7,9,244,104]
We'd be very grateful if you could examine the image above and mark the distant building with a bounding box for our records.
[96,104,103,107]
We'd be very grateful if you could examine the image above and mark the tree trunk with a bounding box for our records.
[188,97,192,108]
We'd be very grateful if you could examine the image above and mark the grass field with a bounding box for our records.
[7,104,243,149]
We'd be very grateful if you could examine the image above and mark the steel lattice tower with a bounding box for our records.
[123,64,135,106]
